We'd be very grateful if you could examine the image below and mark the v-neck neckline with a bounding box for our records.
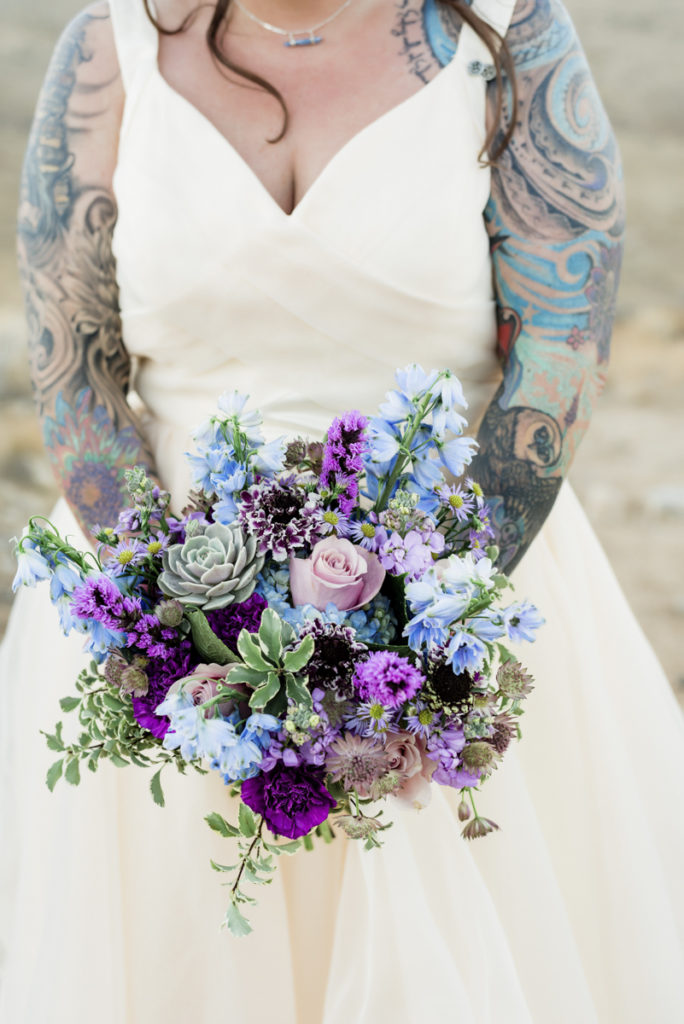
[152,47,463,220]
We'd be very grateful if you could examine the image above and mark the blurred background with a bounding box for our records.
[1,0,683,698]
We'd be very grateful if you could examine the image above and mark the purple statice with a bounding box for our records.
[425,723,480,787]
[240,762,336,839]
[352,651,425,709]
[126,613,180,659]
[132,639,195,739]
[71,574,142,631]
[238,477,323,560]
[320,411,368,515]
[205,592,267,651]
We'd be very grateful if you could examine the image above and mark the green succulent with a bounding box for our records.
[223,608,316,716]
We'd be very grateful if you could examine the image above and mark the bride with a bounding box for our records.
[2,0,683,1020]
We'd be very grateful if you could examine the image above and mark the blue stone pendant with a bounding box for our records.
[285,33,324,46]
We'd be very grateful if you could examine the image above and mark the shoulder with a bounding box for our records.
[505,0,581,66]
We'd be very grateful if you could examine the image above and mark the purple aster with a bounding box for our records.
[436,484,475,522]
[103,537,146,576]
[404,699,443,740]
[71,574,142,631]
[238,477,323,560]
[241,762,336,839]
[348,515,386,553]
[205,592,267,651]
[352,650,425,709]
[131,639,195,739]
[348,700,400,737]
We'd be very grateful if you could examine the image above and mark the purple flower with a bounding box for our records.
[238,477,323,561]
[377,529,439,580]
[132,640,195,739]
[71,574,141,630]
[205,592,267,651]
[126,613,179,659]
[426,724,477,787]
[436,484,475,522]
[320,411,368,514]
[240,762,336,839]
[352,651,425,709]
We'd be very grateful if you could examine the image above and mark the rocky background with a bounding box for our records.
[1,0,683,699]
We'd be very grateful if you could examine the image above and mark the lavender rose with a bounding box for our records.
[289,537,385,612]
[241,762,336,839]
[171,662,244,718]
[385,732,436,810]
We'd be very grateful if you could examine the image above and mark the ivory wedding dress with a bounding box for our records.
[1,0,683,1020]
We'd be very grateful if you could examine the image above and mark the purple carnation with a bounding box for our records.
[131,639,195,739]
[241,762,336,839]
[321,411,368,515]
[352,650,425,709]
[205,592,267,650]
[71,574,141,630]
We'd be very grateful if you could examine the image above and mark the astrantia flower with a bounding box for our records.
[459,740,502,778]
[238,477,323,561]
[298,619,366,699]
[489,712,517,754]
[352,651,425,709]
[241,762,336,839]
[462,816,500,840]
[496,660,535,700]
[325,733,390,796]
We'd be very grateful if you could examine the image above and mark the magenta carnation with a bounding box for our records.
[352,650,425,709]
[241,762,336,839]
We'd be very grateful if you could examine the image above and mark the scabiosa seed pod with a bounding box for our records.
[154,599,184,628]
[120,665,149,698]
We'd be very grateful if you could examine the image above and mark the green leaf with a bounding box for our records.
[102,693,125,713]
[150,767,165,808]
[59,696,81,713]
[282,635,315,673]
[46,758,64,792]
[382,571,409,634]
[496,643,516,664]
[265,839,301,856]
[186,607,239,665]
[109,753,129,768]
[223,666,267,688]
[248,673,281,710]
[264,688,288,719]
[209,859,237,873]
[257,607,283,663]
[285,673,313,710]
[64,757,81,786]
[237,631,273,672]
[225,901,252,937]
[280,620,296,647]
[205,812,240,838]
[238,802,257,837]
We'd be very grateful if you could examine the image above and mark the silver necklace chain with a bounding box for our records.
[233,0,355,46]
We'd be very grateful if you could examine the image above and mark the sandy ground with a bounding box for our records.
[1,0,683,698]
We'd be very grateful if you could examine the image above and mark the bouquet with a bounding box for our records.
[13,365,543,936]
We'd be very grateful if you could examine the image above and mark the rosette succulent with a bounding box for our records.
[158,522,265,611]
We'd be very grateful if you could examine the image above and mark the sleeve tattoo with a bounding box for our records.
[17,7,157,537]
[471,0,626,570]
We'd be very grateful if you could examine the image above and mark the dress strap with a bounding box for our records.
[109,0,159,93]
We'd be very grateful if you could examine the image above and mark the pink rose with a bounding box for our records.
[385,732,437,810]
[173,663,246,718]
[289,537,385,612]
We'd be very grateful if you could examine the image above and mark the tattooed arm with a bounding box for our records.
[17,3,157,538]
[469,0,626,570]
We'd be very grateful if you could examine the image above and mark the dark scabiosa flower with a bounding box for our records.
[238,477,323,560]
[320,411,368,515]
[298,619,366,699]
[352,650,425,709]
[240,762,336,839]
[425,657,475,713]
[205,592,267,651]
[131,639,195,739]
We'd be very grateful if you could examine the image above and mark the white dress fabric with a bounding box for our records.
[2,1,683,1020]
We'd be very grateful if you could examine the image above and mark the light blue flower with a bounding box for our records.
[503,601,545,643]
[431,406,468,442]
[468,610,506,642]
[411,453,444,491]
[367,418,401,462]
[49,560,82,603]
[395,364,439,400]
[11,540,51,592]
[446,630,486,674]
[252,436,287,475]
[437,435,478,477]
[378,389,414,423]
[81,619,126,662]
[216,390,264,444]
[432,373,468,410]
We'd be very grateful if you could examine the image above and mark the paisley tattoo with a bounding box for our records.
[431,0,626,570]
[17,7,156,536]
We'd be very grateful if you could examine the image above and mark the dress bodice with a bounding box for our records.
[109,0,516,498]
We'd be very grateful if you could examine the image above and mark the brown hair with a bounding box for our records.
[143,0,517,162]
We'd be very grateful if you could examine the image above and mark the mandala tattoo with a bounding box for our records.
[17,7,156,536]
